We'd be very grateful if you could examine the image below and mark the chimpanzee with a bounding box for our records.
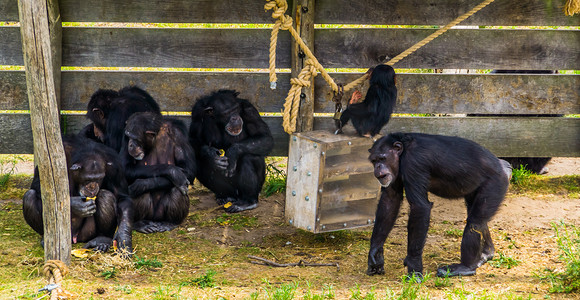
[23,135,133,253]
[335,64,397,137]
[122,112,196,233]
[189,90,274,213]
[80,86,161,152]
[366,132,511,280]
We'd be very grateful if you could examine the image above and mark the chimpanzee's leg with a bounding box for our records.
[403,185,433,280]
[22,189,44,236]
[367,183,403,276]
[197,163,236,205]
[225,155,265,213]
[81,189,116,252]
[437,175,507,277]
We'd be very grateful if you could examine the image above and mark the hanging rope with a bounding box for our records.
[564,0,580,16]
[282,59,317,133]
[266,0,497,134]
[40,260,75,300]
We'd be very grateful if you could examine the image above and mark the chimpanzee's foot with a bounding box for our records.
[134,220,177,234]
[477,251,494,267]
[437,264,476,277]
[216,197,237,206]
[225,201,258,213]
[84,236,113,252]
[366,264,385,276]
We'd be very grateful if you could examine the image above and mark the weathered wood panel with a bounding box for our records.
[0,27,293,68]
[2,114,578,157]
[316,0,580,26]
[2,27,578,69]
[3,71,578,114]
[3,0,578,25]
[315,117,580,157]
[314,73,580,114]
[315,28,580,69]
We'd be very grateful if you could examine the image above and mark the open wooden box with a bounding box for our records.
[285,130,381,233]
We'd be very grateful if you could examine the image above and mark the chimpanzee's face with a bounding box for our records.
[368,140,402,187]
[69,156,106,198]
[205,96,243,136]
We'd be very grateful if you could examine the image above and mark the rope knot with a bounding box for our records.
[43,260,68,279]
[290,77,311,87]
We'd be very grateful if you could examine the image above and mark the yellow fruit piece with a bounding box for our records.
[224,202,232,208]
[71,248,92,258]
[85,196,97,201]
[218,149,225,157]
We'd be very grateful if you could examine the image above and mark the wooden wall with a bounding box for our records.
[1,0,579,157]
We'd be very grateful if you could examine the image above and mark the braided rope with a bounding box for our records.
[42,260,73,300]
[564,0,580,16]
[266,0,496,134]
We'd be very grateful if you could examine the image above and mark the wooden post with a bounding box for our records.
[291,0,315,132]
[18,0,71,265]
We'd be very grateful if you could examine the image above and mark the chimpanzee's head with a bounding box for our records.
[69,153,108,198]
[201,90,244,136]
[370,64,396,89]
[368,135,403,188]
[86,89,119,142]
[124,112,162,160]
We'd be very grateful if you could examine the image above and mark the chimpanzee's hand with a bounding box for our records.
[84,236,113,252]
[70,196,96,217]
[366,247,385,275]
[202,145,228,171]
[166,166,190,195]
[129,179,148,197]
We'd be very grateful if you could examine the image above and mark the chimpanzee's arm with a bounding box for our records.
[367,182,403,275]
[401,178,432,277]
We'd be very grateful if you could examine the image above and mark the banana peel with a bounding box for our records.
[71,248,92,258]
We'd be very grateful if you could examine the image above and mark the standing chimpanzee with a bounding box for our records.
[122,112,196,233]
[189,90,274,213]
[80,86,161,152]
[366,132,511,280]
[335,64,397,137]
[23,135,133,253]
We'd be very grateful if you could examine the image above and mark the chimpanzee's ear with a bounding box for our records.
[393,141,403,156]
[70,163,82,171]
[92,108,104,120]
[204,106,214,116]
[145,131,156,139]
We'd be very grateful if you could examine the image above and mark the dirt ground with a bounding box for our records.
[1,158,579,299]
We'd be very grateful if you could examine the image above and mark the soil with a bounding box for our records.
[1,158,579,299]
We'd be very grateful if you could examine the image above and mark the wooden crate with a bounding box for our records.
[285,130,381,233]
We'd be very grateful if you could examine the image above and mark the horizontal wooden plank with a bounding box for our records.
[316,0,580,26]
[3,0,578,25]
[315,28,580,69]
[315,117,580,157]
[0,27,292,68]
[2,114,577,157]
[2,71,578,115]
[2,27,577,69]
[314,73,580,114]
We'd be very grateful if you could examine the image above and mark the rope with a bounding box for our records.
[282,59,317,133]
[266,0,496,134]
[41,260,75,300]
[564,0,580,16]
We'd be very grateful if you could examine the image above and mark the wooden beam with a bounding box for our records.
[18,0,71,265]
[292,0,315,132]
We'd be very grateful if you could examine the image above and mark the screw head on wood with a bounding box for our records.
[292,191,296,196]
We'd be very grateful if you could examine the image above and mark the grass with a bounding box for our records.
[262,162,287,197]
[537,222,580,293]
[212,213,258,230]
[489,252,520,269]
[134,255,163,269]
[509,174,580,198]
[181,270,217,289]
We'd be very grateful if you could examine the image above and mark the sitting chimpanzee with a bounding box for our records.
[80,86,161,152]
[122,112,196,233]
[23,135,133,253]
[189,90,274,213]
[366,132,511,280]
[335,64,397,137]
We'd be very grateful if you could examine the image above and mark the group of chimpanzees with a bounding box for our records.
[23,64,537,280]
[23,87,273,255]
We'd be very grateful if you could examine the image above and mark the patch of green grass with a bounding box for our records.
[489,252,520,269]
[303,282,335,300]
[262,163,287,197]
[444,228,463,238]
[510,174,580,198]
[152,284,183,300]
[114,284,133,294]
[510,165,534,185]
[181,270,217,289]
[134,255,163,269]
[101,267,117,279]
[0,155,24,191]
[537,222,580,293]
[349,284,377,300]
[260,280,298,300]
[213,213,258,230]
